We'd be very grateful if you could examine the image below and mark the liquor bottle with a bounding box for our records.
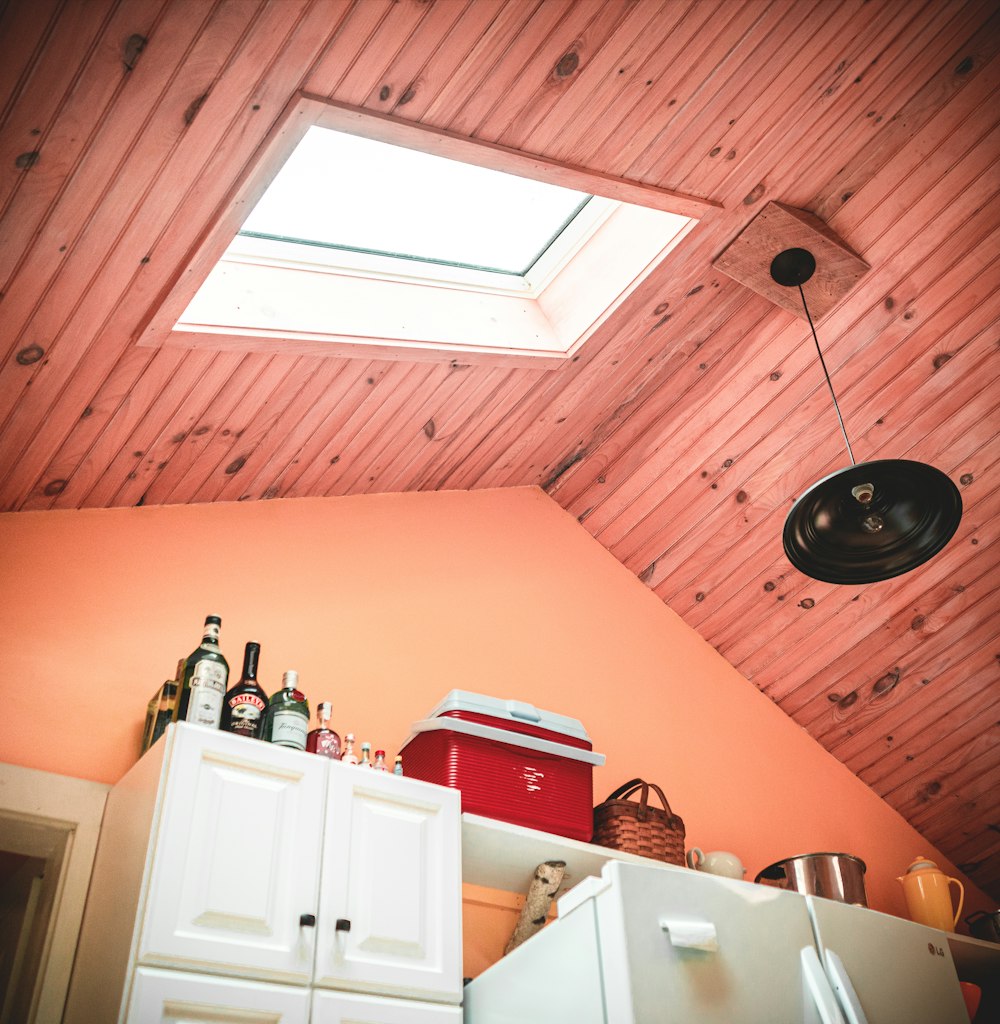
[176,616,229,728]
[264,670,310,749]
[393,755,403,776]
[221,642,269,739]
[359,742,371,768]
[341,733,359,765]
[140,689,159,754]
[306,701,341,759]
[150,680,177,746]
[371,749,388,772]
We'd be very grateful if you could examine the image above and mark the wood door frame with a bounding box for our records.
[0,764,109,1024]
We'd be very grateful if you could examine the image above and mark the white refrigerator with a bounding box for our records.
[463,860,970,1024]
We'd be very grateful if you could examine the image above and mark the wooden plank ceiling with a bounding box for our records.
[1,0,997,898]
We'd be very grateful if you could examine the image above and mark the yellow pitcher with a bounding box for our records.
[896,856,965,932]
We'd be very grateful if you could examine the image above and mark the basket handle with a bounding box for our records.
[601,778,675,821]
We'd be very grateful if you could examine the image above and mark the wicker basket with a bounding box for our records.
[591,778,686,865]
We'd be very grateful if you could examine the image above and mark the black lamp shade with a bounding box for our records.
[783,459,963,585]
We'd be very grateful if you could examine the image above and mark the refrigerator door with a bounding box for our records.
[464,898,607,1024]
[806,896,968,1024]
[595,861,832,1023]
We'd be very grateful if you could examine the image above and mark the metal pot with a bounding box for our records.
[755,852,868,907]
[965,909,1000,943]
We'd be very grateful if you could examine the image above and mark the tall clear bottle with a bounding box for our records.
[264,670,310,749]
[176,615,229,728]
[221,642,269,739]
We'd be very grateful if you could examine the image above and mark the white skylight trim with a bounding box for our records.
[140,96,713,367]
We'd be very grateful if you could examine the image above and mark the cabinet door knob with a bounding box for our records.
[299,913,316,927]
[335,918,351,932]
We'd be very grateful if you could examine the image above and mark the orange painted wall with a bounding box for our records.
[0,486,987,961]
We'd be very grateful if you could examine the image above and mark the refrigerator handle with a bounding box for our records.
[823,949,870,1024]
[659,918,719,952]
[800,947,847,1024]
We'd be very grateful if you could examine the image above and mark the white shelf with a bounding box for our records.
[461,813,682,892]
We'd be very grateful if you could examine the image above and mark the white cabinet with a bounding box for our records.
[64,723,462,1023]
[138,724,325,983]
[316,768,462,1000]
[313,989,463,1023]
[126,967,310,1023]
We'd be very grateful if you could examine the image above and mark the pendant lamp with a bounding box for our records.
[772,247,962,585]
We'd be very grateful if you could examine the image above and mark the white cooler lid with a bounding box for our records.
[425,689,593,744]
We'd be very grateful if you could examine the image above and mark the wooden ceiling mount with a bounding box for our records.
[714,202,870,322]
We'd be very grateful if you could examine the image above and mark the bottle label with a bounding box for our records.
[313,733,340,758]
[270,710,308,749]
[186,661,227,727]
[227,693,265,735]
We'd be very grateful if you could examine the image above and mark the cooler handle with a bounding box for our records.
[408,717,606,766]
[505,700,542,723]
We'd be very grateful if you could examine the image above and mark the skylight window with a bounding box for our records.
[240,125,591,277]
[140,96,714,366]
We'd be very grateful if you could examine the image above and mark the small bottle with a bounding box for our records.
[359,742,371,768]
[341,733,359,765]
[221,642,269,739]
[176,616,229,728]
[393,755,403,776]
[306,702,342,759]
[371,749,388,772]
[264,670,310,750]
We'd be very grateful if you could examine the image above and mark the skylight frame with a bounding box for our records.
[221,192,621,298]
[136,94,719,368]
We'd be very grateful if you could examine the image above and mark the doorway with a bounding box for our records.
[0,766,108,1024]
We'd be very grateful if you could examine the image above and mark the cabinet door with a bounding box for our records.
[138,724,326,984]
[314,764,462,1003]
[126,966,310,1023]
[312,988,462,1024]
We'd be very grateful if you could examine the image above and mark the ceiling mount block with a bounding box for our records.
[713,202,870,322]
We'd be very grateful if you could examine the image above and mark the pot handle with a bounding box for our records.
[948,876,965,929]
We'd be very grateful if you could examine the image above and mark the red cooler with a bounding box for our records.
[400,690,605,841]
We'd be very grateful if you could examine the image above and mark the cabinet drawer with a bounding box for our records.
[126,967,309,1023]
[312,988,462,1024]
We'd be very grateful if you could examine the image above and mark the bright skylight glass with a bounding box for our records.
[239,125,592,276]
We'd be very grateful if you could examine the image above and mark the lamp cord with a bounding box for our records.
[797,282,856,466]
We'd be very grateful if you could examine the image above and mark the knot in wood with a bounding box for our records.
[16,344,44,365]
[555,51,579,77]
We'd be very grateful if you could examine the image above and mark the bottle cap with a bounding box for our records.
[361,741,371,750]
[394,755,402,762]
[282,669,299,688]
[345,732,355,742]
[205,615,222,625]
[375,750,385,757]
[318,701,332,715]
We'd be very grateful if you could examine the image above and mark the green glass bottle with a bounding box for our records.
[264,669,310,749]
[176,615,229,728]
